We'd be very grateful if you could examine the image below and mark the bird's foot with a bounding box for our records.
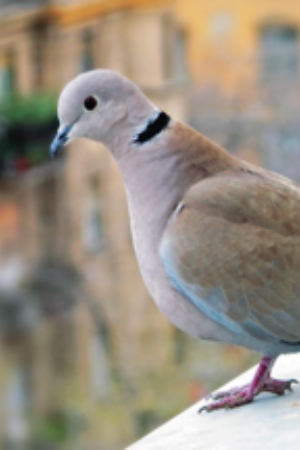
[200,377,298,413]
[200,385,254,412]
[262,377,298,395]
[199,356,298,413]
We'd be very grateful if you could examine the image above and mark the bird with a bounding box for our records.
[50,69,300,412]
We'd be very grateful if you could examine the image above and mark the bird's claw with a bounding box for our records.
[198,405,208,414]
[285,379,298,391]
[198,376,299,414]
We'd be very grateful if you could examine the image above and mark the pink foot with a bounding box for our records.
[199,356,298,413]
[262,377,298,395]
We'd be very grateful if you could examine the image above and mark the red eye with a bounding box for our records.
[84,96,98,111]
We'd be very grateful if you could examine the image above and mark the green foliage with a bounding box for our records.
[27,145,49,165]
[0,92,57,124]
[33,412,70,444]
[0,92,58,173]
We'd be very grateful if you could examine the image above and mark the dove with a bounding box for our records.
[50,69,300,411]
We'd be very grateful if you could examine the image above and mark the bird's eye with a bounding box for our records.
[83,96,98,111]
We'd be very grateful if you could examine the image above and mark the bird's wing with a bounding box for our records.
[159,169,300,344]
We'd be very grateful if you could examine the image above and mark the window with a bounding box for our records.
[79,29,95,72]
[163,15,187,81]
[83,175,105,253]
[163,14,174,80]
[174,28,187,80]
[210,13,234,37]
[259,25,299,87]
[0,201,21,256]
[89,335,110,399]
[36,174,59,256]
[173,328,186,364]
[50,317,76,377]
[0,66,12,99]
[3,366,31,444]
[0,51,16,99]
[31,22,47,89]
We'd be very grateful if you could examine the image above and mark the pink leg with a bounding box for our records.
[199,356,298,413]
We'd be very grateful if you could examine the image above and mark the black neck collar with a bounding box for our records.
[133,111,171,145]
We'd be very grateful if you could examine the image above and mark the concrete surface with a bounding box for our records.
[127,354,300,450]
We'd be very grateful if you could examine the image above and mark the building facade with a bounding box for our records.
[2,0,297,447]
[0,1,192,448]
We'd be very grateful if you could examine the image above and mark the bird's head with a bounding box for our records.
[50,69,155,158]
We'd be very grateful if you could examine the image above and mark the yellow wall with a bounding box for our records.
[3,0,300,95]
[51,0,300,93]
[43,0,172,26]
[175,0,300,91]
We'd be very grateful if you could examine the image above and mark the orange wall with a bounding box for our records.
[51,0,300,92]
[175,0,300,90]
[44,0,172,26]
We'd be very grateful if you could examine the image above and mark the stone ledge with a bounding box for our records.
[127,354,300,450]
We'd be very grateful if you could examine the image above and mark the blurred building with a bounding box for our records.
[178,0,300,177]
[3,0,298,448]
[0,1,190,448]
[0,0,188,117]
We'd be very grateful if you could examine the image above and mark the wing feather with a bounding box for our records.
[160,172,300,344]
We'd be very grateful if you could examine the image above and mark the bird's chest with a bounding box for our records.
[128,205,232,341]
[126,188,182,317]
[129,203,166,298]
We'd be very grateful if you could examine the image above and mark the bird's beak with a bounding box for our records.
[50,123,73,157]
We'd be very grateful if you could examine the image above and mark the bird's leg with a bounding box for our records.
[200,356,298,413]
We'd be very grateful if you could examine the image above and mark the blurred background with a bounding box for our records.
[0,0,299,448]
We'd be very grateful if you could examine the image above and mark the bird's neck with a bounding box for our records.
[117,121,238,248]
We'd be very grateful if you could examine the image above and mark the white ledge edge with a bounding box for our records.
[127,354,300,450]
